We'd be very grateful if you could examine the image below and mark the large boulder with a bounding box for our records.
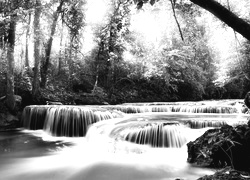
[187,123,250,172]
[197,167,250,180]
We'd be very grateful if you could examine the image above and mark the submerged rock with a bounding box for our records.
[187,122,250,172]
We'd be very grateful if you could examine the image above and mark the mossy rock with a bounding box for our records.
[187,123,250,172]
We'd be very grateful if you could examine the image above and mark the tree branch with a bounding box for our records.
[169,0,184,41]
[190,0,250,41]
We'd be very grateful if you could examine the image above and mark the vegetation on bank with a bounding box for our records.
[187,122,250,179]
[1,0,250,111]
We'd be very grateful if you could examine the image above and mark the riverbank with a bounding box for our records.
[187,122,250,180]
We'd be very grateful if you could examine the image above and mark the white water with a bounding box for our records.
[1,100,249,180]
[0,128,214,180]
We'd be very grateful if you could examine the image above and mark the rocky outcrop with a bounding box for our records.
[187,122,250,172]
[0,95,22,131]
[0,112,20,131]
[197,167,250,180]
[244,91,250,109]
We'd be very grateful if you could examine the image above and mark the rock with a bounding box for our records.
[187,124,250,172]
[14,95,22,111]
[0,95,22,131]
[197,167,250,180]
[244,91,250,109]
[0,112,20,131]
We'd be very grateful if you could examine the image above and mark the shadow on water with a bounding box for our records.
[0,129,74,158]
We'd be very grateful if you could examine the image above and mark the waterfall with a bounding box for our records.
[22,105,47,130]
[124,123,188,148]
[21,100,248,142]
[105,104,245,114]
[22,105,123,137]
[86,110,248,149]
[87,116,191,148]
[186,120,228,129]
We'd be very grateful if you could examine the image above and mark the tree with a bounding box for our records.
[32,0,42,99]
[62,0,85,83]
[134,0,250,42]
[93,0,131,95]
[0,0,36,109]
[40,0,65,88]
[189,0,250,41]
[5,1,18,111]
[24,0,32,69]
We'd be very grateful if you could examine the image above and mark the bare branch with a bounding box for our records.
[169,0,184,42]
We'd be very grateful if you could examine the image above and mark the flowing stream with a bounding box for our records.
[0,100,248,180]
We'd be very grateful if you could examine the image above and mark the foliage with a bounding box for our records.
[218,40,250,99]
[108,76,174,104]
[92,0,131,94]
[14,68,32,93]
[1,0,250,105]
[62,0,86,51]
[188,123,250,172]
[240,41,250,81]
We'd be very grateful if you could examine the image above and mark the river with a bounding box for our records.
[0,100,248,180]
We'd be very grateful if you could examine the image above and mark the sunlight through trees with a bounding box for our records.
[0,0,250,106]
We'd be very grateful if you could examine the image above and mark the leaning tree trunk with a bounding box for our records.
[40,1,64,88]
[190,0,250,41]
[32,0,42,99]
[6,14,17,111]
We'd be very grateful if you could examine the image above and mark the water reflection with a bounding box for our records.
[0,129,73,158]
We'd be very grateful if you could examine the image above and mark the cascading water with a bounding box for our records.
[123,123,187,148]
[104,100,247,114]
[2,100,248,180]
[105,104,246,114]
[85,112,248,149]
[22,105,48,129]
[22,105,124,136]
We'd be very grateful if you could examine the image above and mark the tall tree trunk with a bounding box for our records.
[6,14,17,111]
[190,0,250,41]
[25,12,31,68]
[32,0,42,99]
[106,24,115,90]
[68,35,73,83]
[92,43,103,93]
[0,43,5,72]
[40,0,64,88]
[58,23,64,75]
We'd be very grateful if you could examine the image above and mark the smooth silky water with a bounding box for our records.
[0,100,248,180]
